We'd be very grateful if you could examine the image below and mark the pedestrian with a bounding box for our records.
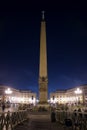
[2,103,5,112]
[51,110,56,122]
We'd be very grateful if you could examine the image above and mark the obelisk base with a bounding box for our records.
[37,102,50,111]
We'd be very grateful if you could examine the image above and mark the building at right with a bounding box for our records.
[50,84,87,106]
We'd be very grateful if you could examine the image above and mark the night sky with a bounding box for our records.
[0,2,87,95]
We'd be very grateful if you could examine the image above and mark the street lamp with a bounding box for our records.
[5,88,13,103]
[74,88,82,106]
[5,88,12,94]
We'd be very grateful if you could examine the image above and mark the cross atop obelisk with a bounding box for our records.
[42,11,45,20]
[39,11,48,104]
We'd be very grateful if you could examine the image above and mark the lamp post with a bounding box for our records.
[5,88,13,103]
[74,88,82,106]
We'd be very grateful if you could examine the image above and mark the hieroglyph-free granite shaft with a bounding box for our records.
[39,12,48,103]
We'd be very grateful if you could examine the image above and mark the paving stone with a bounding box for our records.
[14,112,70,130]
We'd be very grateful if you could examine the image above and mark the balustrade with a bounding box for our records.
[0,110,28,130]
[56,110,87,130]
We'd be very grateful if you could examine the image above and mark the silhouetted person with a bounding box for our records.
[2,103,5,112]
[51,111,56,122]
[73,109,77,116]
[78,108,81,112]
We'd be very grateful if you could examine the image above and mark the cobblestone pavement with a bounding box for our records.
[14,112,71,130]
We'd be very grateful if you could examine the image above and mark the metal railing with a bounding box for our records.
[56,110,87,130]
[0,110,28,130]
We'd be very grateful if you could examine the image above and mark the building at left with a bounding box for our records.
[0,85,36,105]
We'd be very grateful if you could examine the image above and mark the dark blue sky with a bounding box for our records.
[0,2,87,94]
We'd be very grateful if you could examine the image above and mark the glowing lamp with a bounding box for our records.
[5,88,13,94]
[75,88,82,94]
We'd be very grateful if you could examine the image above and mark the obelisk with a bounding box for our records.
[39,11,48,104]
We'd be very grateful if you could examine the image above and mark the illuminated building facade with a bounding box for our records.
[0,85,36,105]
[50,85,87,106]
